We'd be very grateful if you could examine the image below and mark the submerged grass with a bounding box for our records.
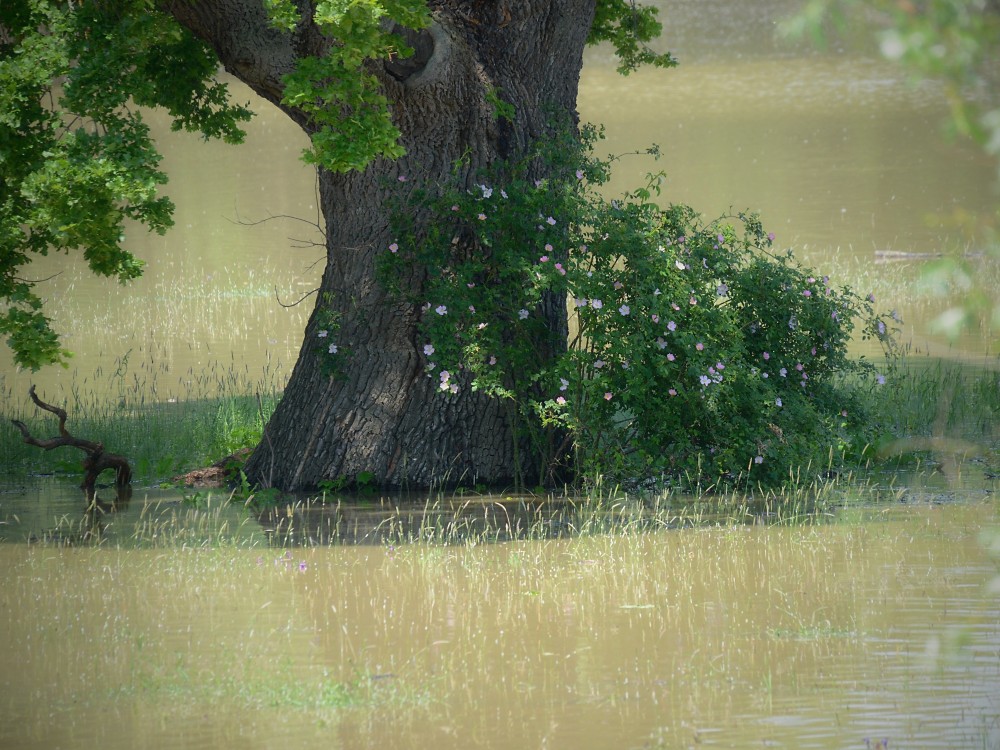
[3,501,996,750]
[1,345,997,549]
[0,355,284,485]
[115,659,414,713]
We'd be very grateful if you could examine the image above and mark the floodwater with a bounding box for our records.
[1,3,999,747]
[0,500,997,750]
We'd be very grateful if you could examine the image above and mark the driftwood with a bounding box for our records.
[173,447,253,488]
[11,385,132,493]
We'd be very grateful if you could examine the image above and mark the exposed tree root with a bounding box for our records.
[172,447,253,488]
[11,385,132,494]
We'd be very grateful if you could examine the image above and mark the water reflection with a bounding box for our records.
[1,467,995,546]
[254,495,582,546]
[0,503,996,750]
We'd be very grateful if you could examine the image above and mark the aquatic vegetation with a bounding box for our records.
[1,500,997,750]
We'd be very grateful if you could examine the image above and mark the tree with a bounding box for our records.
[1,0,674,490]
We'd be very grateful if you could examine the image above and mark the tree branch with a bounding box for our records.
[11,386,132,491]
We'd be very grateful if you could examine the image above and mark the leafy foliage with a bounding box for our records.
[384,132,899,488]
[268,0,431,173]
[1,0,675,370]
[783,0,999,151]
[0,0,252,370]
[266,0,675,169]
[589,0,678,74]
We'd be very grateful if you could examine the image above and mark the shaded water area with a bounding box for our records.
[1,498,998,750]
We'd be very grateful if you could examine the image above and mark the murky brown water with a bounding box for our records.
[1,501,997,749]
[1,6,998,745]
[1,0,995,407]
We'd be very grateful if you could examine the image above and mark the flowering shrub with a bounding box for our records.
[384,135,898,488]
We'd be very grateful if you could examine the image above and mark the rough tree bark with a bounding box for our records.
[162,1,595,489]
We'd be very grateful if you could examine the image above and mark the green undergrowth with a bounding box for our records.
[870,355,999,469]
[1,354,997,502]
[0,361,280,485]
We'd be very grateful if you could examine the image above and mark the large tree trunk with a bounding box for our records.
[166,1,595,490]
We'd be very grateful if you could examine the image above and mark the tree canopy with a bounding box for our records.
[0,0,674,371]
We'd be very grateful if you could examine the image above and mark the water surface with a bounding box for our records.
[0,500,997,749]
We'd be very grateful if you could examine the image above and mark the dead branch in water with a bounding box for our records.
[11,385,132,493]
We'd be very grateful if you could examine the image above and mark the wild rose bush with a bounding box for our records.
[384,139,898,488]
